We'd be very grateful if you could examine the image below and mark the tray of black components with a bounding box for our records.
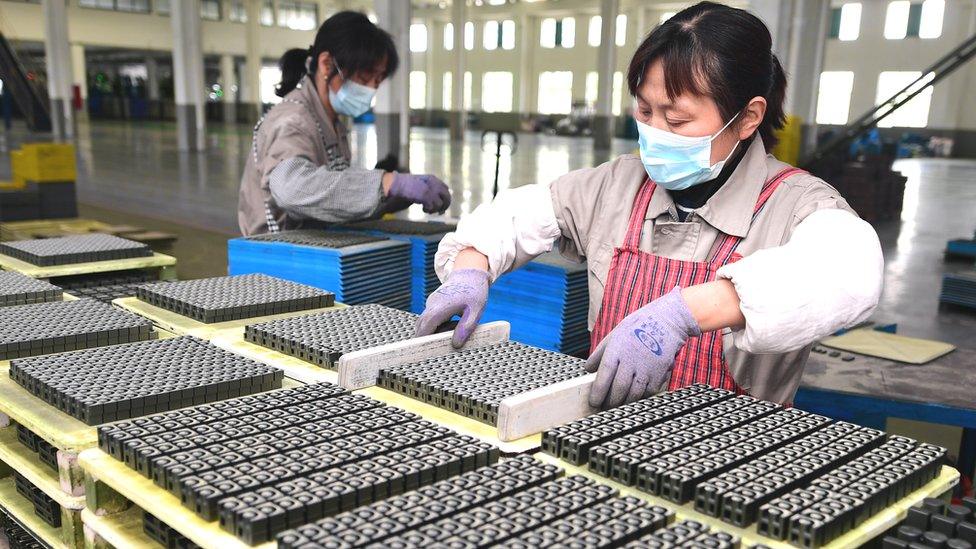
[277,454,740,549]
[244,303,418,369]
[0,298,154,360]
[0,271,61,307]
[69,279,173,303]
[0,234,153,266]
[341,219,457,236]
[542,384,948,548]
[882,496,976,549]
[136,273,334,323]
[144,511,201,549]
[13,473,61,528]
[9,336,283,424]
[377,340,587,425]
[242,230,386,248]
[97,382,498,545]
[0,507,46,549]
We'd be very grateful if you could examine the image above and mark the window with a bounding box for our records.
[278,1,317,30]
[260,1,274,26]
[540,17,574,48]
[660,11,676,24]
[483,21,498,50]
[885,1,910,39]
[410,23,428,53]
[444,23,454,50]
[612,71,623,116]
[537,71,573,115]
[540,18,556,48]
[116,0,150,12]
[481,72,513,113]
[409,71,426,109]
[200,0,220,20]
[585,71,598,106]
[442,72,452,110]
[828,3,861,40]
[560,17,575,48]
[588,16,601,47]
[463,71,472,110]
[156,0,169,15]
[615,14,627,46]
[464,22,474,50]
[228,0,246,22]
[919,0,944,39]
[501,20,515,50]
[875,71,934,128]
[260,65,282,105]
[815,71,854,124]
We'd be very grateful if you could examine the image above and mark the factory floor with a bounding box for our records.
[2,118,976,472]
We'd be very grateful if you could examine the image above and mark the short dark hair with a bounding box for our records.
[627,2,787,148]
[277,11,399,98]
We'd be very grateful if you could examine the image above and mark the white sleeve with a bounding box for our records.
[716,208,884,354]
[434,183,562,282]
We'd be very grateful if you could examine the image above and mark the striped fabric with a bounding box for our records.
[589,168,805,394]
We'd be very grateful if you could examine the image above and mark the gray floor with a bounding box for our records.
[3,119,975,351]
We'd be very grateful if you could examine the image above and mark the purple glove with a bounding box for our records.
[389,174,452,214]
[585,287,702,409]
[414,269,490,348]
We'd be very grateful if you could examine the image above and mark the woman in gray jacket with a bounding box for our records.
[239,11,450,235]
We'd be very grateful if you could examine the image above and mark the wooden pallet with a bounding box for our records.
[534,453,960,549]
[113,296,344,341]
[82,506,160,549]
[0,252,177,281]
[0,219,115,242]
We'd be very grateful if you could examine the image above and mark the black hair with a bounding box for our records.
[627,1,787,148]
[276,11,399,98]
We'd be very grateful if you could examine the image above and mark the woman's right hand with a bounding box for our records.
[387,173,452,214]
[414,268,490,348]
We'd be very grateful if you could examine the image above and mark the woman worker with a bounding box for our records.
[415,2,884,409]
[239,11,451,235]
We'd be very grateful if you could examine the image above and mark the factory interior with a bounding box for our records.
[1,0,976,547]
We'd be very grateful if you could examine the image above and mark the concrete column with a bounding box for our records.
[42,0,74,139]
[449,0,466,140]
[70,44,86,101]
[243,0,263,119]
[373,0,410,161]
[593,0,619,151]
[750,0,794,60]
[220,54,238,123]
[517,14,535,116]
[171,0,206,152]
[783,0,829,154]
[146,56,161,100]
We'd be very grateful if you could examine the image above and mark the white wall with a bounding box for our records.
[821,0,976,130]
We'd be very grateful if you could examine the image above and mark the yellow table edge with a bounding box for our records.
[0,476,68,549]
[534,453,959,548]
[0,252,176,278]
[113,296,344,340]
[78,449,273,549]
[81,507,163,549]
[0,427,84,509]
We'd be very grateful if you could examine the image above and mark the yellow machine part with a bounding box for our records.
[12,143,76,183]
[772,115,802,166]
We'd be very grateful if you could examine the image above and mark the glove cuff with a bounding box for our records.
[661,286,703,338]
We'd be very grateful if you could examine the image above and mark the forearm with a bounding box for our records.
[269,158,386,223]
[681,280,745,333]
[453,248,489,271]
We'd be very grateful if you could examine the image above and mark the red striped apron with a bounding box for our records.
[590,167,805,393]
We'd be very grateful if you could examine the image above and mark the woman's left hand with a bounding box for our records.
[585,287,702,409]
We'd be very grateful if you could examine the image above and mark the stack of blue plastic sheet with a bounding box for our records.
[227,230,412,310]
[481,252,590,356]
[940,271,976,310]
[339,219,456,313]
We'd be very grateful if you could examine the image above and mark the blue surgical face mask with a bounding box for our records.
[637,114,740,191]
[328,65,377,118]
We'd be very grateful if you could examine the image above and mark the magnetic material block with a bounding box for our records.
[137,273,334,323]
[0,298,154,360]
[0,271,62,307]
[0,233,152,266]
[10,336,282,424]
